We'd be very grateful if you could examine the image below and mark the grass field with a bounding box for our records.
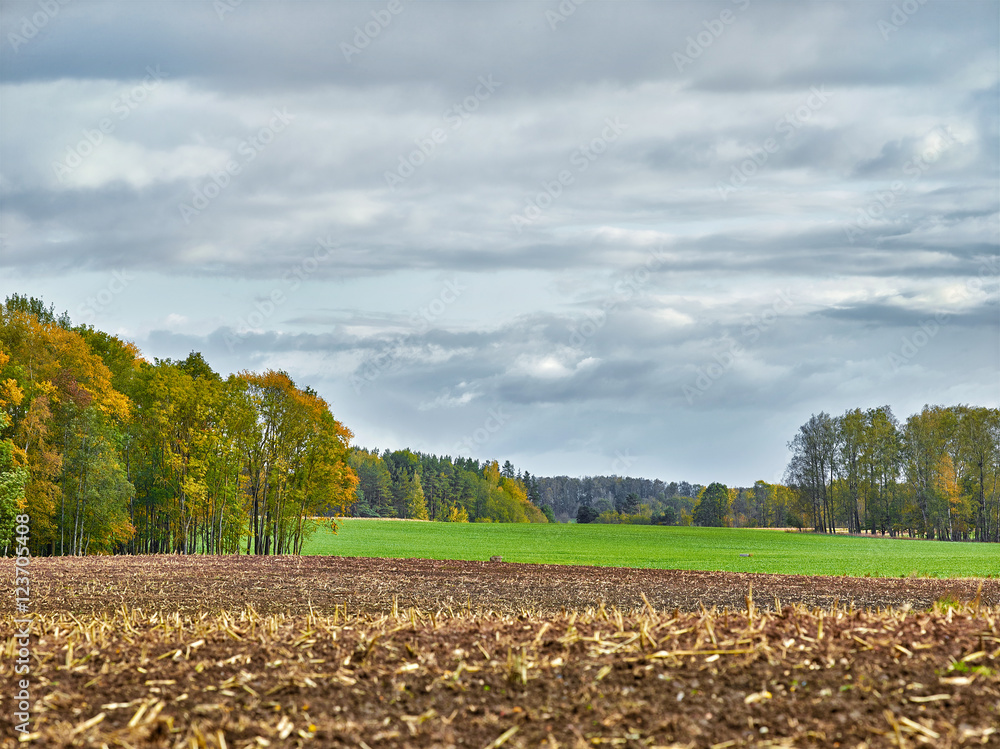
[303,519,1000,578]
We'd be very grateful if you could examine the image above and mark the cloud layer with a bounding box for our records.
[1,0,997,484]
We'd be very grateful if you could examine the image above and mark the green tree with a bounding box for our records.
[693,482,730,527]
[901,406,952,539]
[958,406,1000,542]
[862,406,901,535]
[349,448,393,516]
[785,413,837,532]
[0,411,28,553]
[616,491,640,515]
[836,408,866,533]
[2,297,359,557]
[60,404,134,554]
[652,506,678,525]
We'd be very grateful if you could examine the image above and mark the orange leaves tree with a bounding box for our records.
[128,354,227,554]
[0,299,134,554]
[0,348,29,551]
[233,370,356,555]
[124,363,356,555]
[0,296,357,556]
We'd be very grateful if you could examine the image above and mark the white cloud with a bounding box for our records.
[58,140,231,189]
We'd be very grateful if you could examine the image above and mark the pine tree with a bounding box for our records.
[406,472,429,520]
[501,460,515,479]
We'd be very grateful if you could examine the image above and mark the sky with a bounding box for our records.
[0,0,997,487]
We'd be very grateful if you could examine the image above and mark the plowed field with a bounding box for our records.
[11,555,1000,616]
[2,555,998,748]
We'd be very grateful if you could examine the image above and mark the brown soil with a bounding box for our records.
[1,556,998,748]
[8,555,1000,617]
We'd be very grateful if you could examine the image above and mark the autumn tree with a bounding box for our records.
[0,298,134,554]
[402,472,429,520]
[1,297,357,556]
[0,349,28,552]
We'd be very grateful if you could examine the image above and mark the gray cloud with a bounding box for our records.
[1,0,997,484]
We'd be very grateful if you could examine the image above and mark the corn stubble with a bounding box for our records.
[2,586,998,748]
[3,557,999,747]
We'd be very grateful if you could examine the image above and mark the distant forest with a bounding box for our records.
[345,403,1000,544]
[347,448,546,524]
[1,295,997,556]
[344,453,794,531]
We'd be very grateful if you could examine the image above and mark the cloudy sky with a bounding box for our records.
[1,0,997,486]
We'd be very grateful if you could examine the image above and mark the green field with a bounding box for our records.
[303,520,1000,578]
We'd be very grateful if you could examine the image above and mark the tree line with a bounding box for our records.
[564,477,799,529]
[785,406,1000,541]
[533,405,1000,544]
[0,296,357,556]
[536,476,698,525]
[4,295,996,552]
[347,450,549,524]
